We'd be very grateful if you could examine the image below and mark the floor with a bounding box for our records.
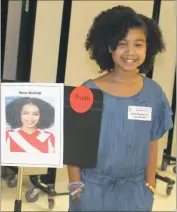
[1,138,176,211]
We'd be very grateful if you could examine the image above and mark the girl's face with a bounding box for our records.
[111,28,147,72]
[20,104,40,128]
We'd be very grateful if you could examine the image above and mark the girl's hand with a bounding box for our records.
[70,188,83,204]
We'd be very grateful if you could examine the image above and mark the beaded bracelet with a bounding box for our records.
[68,182,85,191]
[146,183,155,195]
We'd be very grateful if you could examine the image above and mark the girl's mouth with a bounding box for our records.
[25,121,36,125]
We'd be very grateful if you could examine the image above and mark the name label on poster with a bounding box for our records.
[19,91,41,95]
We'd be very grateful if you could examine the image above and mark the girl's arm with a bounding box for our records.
[67,165,81,183]
[67,165,82,203]
[145,140,158,187]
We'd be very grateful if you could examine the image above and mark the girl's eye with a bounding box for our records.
[135,44,143,47]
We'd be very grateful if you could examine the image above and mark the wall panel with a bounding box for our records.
[30,1,63,82]
[152,1,176,161]
[153,1,176,104]
[3,0,22,80]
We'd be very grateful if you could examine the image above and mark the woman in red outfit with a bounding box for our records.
[6,97,55,154]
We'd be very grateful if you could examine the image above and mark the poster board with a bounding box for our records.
[63,86,103,168]
[1,83,64,168]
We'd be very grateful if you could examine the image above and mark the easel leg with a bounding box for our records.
[14,167,24,212]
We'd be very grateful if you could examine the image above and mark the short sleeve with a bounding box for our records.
[81,79,97,89]
[150,91,173,140]
[82,80,90,86]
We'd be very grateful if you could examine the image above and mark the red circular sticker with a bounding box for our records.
[70,86,94,113]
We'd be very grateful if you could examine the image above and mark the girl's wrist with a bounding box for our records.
[146,182,156,195]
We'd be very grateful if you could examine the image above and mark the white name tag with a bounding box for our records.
[128,106,152,121]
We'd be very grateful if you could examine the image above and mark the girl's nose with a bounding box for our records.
[126,46,136,56]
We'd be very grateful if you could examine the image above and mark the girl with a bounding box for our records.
[67,6,173,211]
[6,97,55,153]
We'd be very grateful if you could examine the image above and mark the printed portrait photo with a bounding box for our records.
[5,96,55,154]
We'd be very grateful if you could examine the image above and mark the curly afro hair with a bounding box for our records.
[6,97,55,129]
[85,5,165,74]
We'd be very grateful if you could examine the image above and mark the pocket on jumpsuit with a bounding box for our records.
[134,181,154,212]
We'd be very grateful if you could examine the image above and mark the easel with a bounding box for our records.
[14,167,24,212]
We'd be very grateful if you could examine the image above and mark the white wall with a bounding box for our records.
[30,1,63,83]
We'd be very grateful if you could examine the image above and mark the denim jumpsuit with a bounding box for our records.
[69,76,173,212]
